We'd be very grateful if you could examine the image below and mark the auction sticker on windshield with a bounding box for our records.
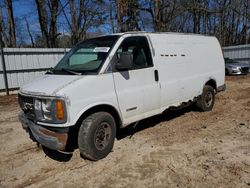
[93,47,110,53]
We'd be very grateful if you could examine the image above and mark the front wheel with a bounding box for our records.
[78,112,116,161]
[196,85,215,112]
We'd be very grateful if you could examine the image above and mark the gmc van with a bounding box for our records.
[18,32,225,160]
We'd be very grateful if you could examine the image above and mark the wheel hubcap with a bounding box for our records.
[94,122,111,150]
[205,91,213,107]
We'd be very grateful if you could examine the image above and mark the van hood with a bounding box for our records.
[20,75,82,96]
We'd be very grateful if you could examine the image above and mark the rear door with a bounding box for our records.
[112,36,161,125]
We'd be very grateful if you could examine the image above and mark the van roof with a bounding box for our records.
[109,31,214,38]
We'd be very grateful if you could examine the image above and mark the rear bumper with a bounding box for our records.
[217,84,226,93]
[19,112,68,150]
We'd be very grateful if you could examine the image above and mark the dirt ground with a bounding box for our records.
[0,75,250,188]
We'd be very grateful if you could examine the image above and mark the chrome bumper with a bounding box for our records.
[19,112,68,150]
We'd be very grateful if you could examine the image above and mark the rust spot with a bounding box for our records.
[39,128,68,144]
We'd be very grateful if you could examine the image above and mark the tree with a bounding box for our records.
[4,0,16,47]
[0,6,5,46]
[1,0,249,47]
[242,0,249,44]
[138,0,184,32]
[66,0,106,45]
[35,0,59,47]
[116,0,140,32]
[24,17,35,47]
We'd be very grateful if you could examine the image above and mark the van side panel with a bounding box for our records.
[149,34,224,110]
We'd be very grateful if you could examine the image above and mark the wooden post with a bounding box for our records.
[0,29,9,95]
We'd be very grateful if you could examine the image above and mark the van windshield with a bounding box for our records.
[51,36,119,75]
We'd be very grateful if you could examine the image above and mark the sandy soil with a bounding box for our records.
[0,75,250,188]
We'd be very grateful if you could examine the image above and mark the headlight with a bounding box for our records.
[34,98,67,123]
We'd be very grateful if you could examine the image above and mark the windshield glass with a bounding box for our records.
[53,35,119,75]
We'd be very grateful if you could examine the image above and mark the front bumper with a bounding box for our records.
[228,68,249,75]
[230,71,248,75]
[19,112,68,150]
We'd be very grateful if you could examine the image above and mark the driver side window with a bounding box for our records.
[112,36,153,72]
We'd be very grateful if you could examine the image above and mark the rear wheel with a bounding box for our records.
[225,68,229,75]
[196,85,215,112]
[78,112,116,161]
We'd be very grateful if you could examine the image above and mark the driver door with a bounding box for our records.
[112,36,161,125]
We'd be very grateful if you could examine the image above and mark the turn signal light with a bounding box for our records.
[55,100,65,120]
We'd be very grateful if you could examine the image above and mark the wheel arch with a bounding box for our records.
[74,103,122,130]
[204,79,217,91]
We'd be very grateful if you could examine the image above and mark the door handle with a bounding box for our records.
[154,70,159,82]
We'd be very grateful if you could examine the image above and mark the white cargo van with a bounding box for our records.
[18,32,225,160]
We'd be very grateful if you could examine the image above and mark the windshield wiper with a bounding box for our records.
[46,67,94,75]
[60,68,82,75]
[45,67,55,74]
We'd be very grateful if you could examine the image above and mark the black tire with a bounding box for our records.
[196,85,215,112]
[225,68,229,75]
[78,112,116,161]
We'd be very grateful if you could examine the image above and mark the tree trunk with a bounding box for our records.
[69,0,86,44]
[203,11,207,34]
[117,0,122,32]
[0,7,5,47]
[109,1,115,33]
[49,0,59,47]
[220,10,225,46]
[69,0,77,44]
[35,0,49,47]
[193,9,198,33]
[5,0,16,47]
[35,0,59,47]
[24,17,35,47]
[230,10,235,45]
[243,0,248,44]
[154,0,161,32]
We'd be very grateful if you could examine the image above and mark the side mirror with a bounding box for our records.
[115,52,133,71]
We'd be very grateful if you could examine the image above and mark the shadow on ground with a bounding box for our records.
[117,104,198,140]
[42,146,73,162]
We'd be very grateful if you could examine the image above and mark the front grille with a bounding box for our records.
[18,94,35,120]
[240,67,249,73]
